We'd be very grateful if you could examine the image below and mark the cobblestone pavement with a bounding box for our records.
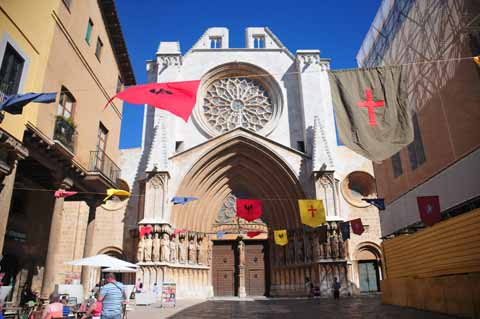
[128,296,459,319]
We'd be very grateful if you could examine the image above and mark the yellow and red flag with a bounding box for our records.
[298,200,326,227]
[274,230,288,246]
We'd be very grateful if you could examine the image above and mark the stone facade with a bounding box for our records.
[121,27,383,298]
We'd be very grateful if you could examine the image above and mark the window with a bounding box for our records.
[0,43,25,96]
[95,123,108,169]
[209,37,222,49]
[297,141,305,153]
[407,114,426,170]
[57,87,75,119]
[253,36,265,48]
[95,37,103,60]
[116,76,123,93]
[391,152,403,178]
[85,19,93,44]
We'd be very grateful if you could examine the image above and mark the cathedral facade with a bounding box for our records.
[120,27,382,298]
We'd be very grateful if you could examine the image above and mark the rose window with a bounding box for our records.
[202,77,274,133]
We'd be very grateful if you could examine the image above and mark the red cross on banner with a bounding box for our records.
[357,88,385,127]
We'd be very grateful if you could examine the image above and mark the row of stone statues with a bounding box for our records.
[137,232,211,265]
[274,224,346,266]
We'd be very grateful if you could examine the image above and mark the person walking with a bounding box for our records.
[98,273,126,319]
[332,277,341,300]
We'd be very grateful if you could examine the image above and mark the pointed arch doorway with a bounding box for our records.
[171,133,305,297]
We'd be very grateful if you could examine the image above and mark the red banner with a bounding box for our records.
[139,225,153,238]
[236,199,262,222]
[246,231,261,238]
[350,218,365,235]
[105,80,201,122]
[417,196,441,226]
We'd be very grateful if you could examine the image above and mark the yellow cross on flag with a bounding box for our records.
[298,199,326,227]
[103,188,130,202]
[274,230,288,246]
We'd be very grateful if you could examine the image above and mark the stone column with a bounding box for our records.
[0,164,17,254]
[41,178,73,298]
[81,200,100,297]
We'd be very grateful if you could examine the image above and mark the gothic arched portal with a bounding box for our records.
[171,134,306,233]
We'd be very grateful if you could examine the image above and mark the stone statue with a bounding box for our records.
[305,234,312,262]
[295,234,304,263]
[207,239,213,266]
[312,233,320,260]
[188,239,197,264]
[160,233,170,262]
[152,233,160,262]
[276,245,285,266]
[179,237,187,264]
[324,235,331,259]
[338,235,345,259]
[137,236,145,262]
[198,238,208,265]
[170,236,178,263]
[238,241,245,267]
[287,240,295,264]
[330,232,338,259]
[144,233,153,262]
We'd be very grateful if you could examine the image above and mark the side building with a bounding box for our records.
[0,0,135,301]
[357,0,480,317]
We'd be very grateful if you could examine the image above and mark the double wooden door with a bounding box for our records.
[212,241,266,296]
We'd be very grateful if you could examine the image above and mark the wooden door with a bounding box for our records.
[245,242,265,296]
[212,242,235,296]
[359,261,379,292]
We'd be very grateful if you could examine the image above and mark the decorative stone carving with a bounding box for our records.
[188,239,197,264]
[338,236,345,259]
[137,236,145,262]
[152,233,160,262]
[158,55,182,66]
[170,236,178,263]
[179,237,187,264]
[144,234,153,262]
[287,236,295,264]
[298,53,320,65]
[312,233,320,260]
[160,234,170,262]
[238,240,245,267]
[202,77,274,134]
[305,234,313,262]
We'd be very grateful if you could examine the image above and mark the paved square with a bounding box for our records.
[128,296,458,319]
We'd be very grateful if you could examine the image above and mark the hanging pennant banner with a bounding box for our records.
[139,226,153,238]
[298,200,326,227]
[474,56,480,66]
[236,199,262,222]
[54,190,78,199]
[0,92,57,114]
[417,196,441,226]
[216,231,225,239]
[362,198,385,210]
[246,231,262,238]
[171,196,198,205]
[105,80,201,122]
[274,230,288,246]
[339,222,351,241]
[103,189,130,202]
[350,218,365,235]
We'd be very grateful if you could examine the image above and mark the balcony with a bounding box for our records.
[53,116,76,152]
[89,150,120,185]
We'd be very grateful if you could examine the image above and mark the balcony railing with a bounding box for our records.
[89,150,120,185]
[53,116,76,152]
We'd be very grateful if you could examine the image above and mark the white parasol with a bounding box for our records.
[65,254,138,269]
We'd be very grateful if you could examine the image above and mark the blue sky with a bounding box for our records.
[116,0,382,149]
